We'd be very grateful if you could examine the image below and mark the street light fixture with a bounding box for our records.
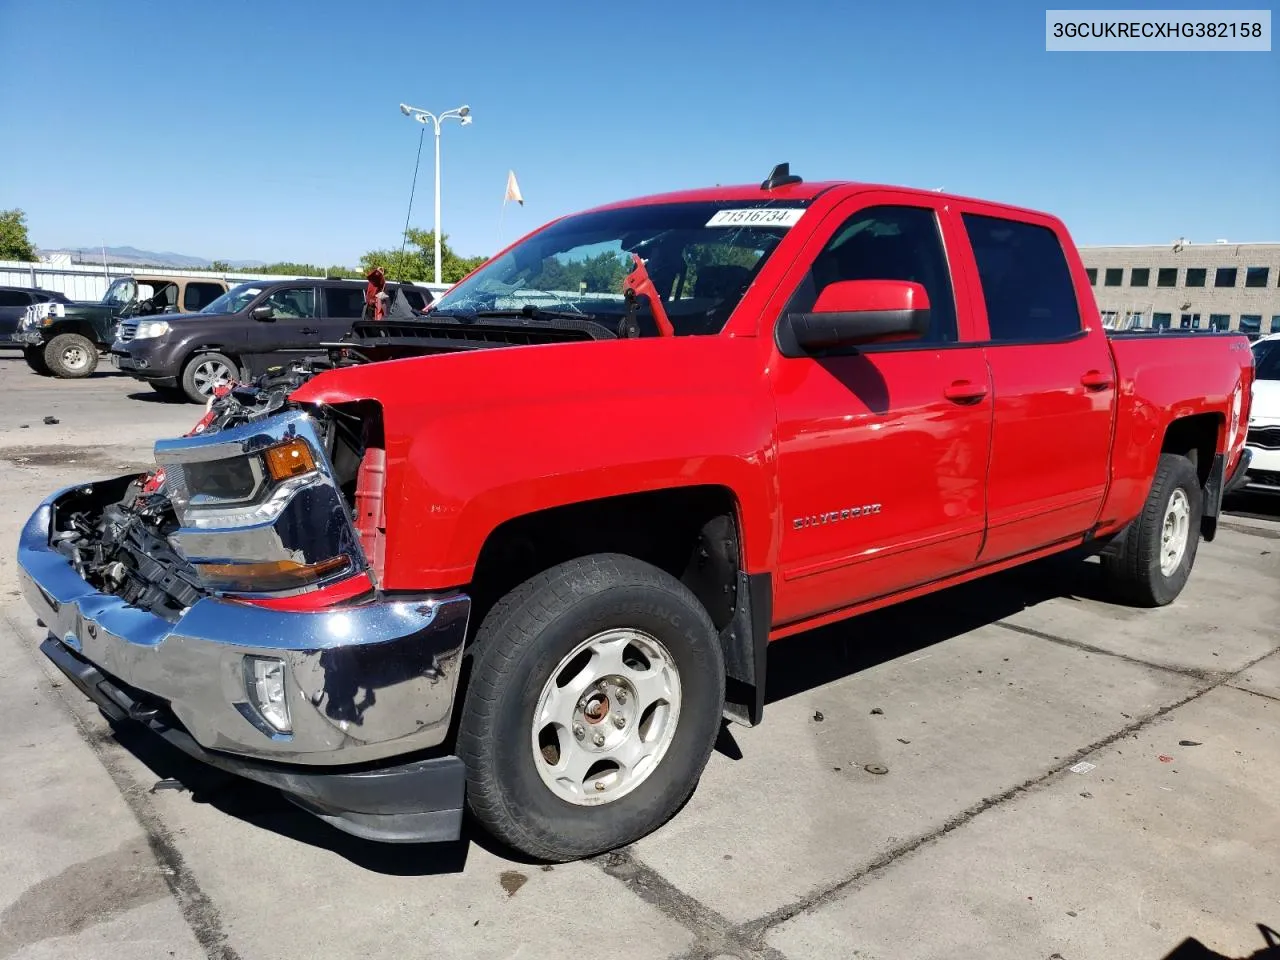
[398,102,472,286]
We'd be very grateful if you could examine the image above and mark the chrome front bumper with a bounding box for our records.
[18,486,471,766]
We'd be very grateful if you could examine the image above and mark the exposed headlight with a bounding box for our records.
[243,656,291,733]
[134,320,170,339]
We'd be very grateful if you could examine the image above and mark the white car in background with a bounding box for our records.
[1243,333,1280,495]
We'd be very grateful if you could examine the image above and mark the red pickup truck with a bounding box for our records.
[19,165,1254,861]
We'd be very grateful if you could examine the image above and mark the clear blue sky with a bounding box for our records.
[1,0,1276,265]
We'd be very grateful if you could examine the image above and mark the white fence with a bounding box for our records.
[0,260,451,302]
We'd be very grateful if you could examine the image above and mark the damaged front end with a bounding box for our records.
[20,359,472,844]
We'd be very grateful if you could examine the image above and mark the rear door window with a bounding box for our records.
[184,282,225,312]
[0,290,31,307]
[961,214,1081,342]
[323,286,366,319]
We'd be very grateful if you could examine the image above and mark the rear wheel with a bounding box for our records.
[23,346,51,376]
[458,554,725,861]
[180,352,237,403]
[1101,453,1202,607]
[44,333,98,378]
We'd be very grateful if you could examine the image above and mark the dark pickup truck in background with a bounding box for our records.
[13,275,229,378]
[111,277,433,401]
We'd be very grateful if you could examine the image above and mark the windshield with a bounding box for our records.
[431,200,809,336]
[1254,338,1280,381]
[201,282,264,315]
[103,278,136,305]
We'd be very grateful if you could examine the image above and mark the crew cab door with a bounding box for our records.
[243,284,322,376]
[769,195,993,627]
[954,210,1116,561]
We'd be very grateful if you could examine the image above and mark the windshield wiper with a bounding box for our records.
[435,305,601,323]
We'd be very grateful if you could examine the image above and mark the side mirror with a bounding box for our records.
[781,280,931,355]
[250,305,275,322]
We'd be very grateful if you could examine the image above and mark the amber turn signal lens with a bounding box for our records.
[264,438,316,481]
[197,555,350,592]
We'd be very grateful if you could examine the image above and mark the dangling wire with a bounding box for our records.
[397,125,427,280]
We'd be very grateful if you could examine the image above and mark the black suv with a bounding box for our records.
[0,286,70,347]
[111,278,432,402]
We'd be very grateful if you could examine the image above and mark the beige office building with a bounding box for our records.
[1079,242,1280,336]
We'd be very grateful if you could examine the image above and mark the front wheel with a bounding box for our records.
[1101,453,1202,607]
[458,554,725,861]
[180,351,237,403]
[44,333,98,378]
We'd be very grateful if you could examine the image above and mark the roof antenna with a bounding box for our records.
[761,162,803,190]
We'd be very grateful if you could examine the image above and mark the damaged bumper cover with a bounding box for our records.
[19,484,472,843]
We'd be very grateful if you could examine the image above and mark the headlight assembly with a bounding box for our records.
[134,320,171,340]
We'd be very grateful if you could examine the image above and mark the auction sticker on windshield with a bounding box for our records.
[706,208,805,228]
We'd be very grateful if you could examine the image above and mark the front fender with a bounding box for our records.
[293,337,780,590]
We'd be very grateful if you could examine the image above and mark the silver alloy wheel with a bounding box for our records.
[192,358,232,395]
[1160,488,1191,576]
[61,343,89,371]
[531,628,682,806]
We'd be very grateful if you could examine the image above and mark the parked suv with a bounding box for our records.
[111,278,427,402]
[0,286,70,347]
[13,275,229,378]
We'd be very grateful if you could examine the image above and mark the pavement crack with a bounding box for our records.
[8,611,241,960]
[1225,683,1280,704]
[594,848,787,960]
[992,620,1217,681]
[1217,519,1280,540]
[733,643,1279,947]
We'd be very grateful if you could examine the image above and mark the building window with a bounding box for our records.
[1208,314,1231,331]
[1185,268,1207,287]
[1157,267,1178,287]
[1215,267,1238,288]
[1180,313,1202,329]
[1100,310,1119,327]
[1085,267,1097,285]
[1127,312,1146,328]
[1104,268,1123,286]
[1245,267,1269,288]
[1152,312,1172,330]
[1271,316,1280,333]
[1239,315,1262,334]
[1130,267,1150,287]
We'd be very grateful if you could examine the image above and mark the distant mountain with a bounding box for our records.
[41,246,267,270]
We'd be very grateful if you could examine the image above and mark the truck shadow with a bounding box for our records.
[102,548,1108,876]
[760,548,1106,706]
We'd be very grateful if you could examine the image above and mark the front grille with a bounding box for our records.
[117,320,138,342]
[1247,426,1280,451]
[1247,469,1280,489]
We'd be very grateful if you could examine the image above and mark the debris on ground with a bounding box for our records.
[812,710,824,722]
[1079,792,1093,799]
[897,738,911,744]
[150,778,186,793]
[1178,740,1202,747]
[1069,761,1096,774]
[43,415,60,425]
[870,707,884,715]
[864,764,888,775]
[1158,754,1174,763]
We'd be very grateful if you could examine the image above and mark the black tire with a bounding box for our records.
[148,383,187,402]
[23,346,52,376]
[44,333,98,378]
[1101,453,1202,607]
[180,351,237,403]
[458,554,725,861]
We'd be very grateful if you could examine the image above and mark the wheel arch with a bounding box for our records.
[1160,412,1225,540]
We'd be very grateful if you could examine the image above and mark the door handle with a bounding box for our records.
[943,380,988,404]
[1080,370,1113,391]
[300,326,319,335]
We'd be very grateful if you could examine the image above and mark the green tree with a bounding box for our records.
[361,228,485,284]
[0,209,38,262]
[210,260,231,272]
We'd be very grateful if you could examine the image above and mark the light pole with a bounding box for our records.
[399,102,472,286]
